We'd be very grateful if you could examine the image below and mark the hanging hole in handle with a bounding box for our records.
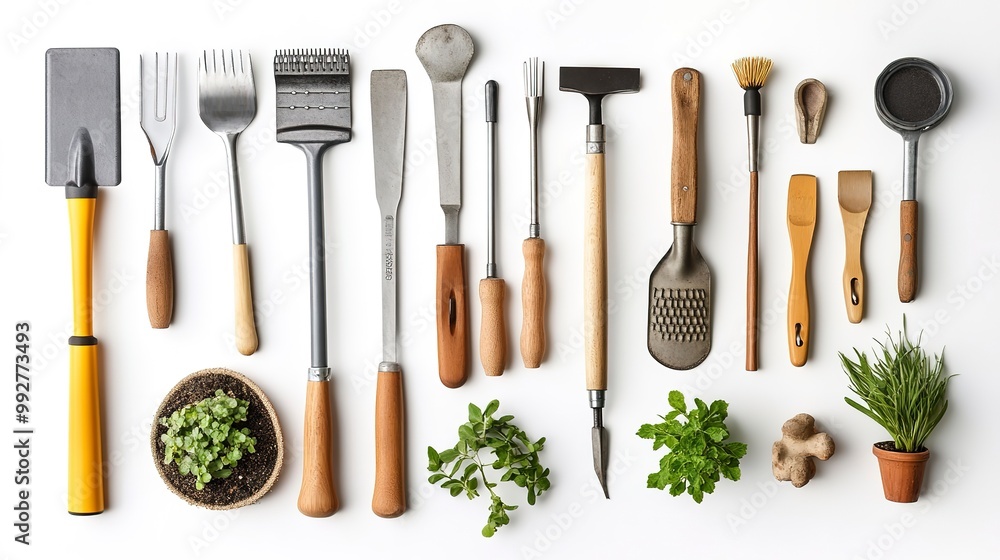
[850,278,860,305]
[794,323,803,347]
[448,292,457,332]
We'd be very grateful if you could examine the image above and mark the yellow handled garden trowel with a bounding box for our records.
[45,48,121,515]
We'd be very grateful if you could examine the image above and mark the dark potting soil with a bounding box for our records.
[874,440,927,453]
[154,373,278,507]
[882,65,941,123]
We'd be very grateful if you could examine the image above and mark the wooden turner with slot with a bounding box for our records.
[838,171,872,323]
[787,175,817,367]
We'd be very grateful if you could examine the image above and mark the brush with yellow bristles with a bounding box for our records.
[731,56,772,372]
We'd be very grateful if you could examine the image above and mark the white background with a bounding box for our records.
[2,0,997,558]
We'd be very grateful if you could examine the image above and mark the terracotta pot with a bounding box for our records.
[872,442,929,503]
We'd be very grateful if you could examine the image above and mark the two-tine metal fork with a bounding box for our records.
[198,50,259,355]
[140,52,177,329]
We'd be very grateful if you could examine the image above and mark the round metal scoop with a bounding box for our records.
[874,57,953,302]
[415,24,474,83]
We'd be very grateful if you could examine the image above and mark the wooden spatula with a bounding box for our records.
[787,175,817,367]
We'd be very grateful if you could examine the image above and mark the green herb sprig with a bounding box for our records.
[840,318,953,452]
[637,390,747,503]
[427,400,549,537]
[160,389,257,490]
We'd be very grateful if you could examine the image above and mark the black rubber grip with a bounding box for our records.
[68,335,98,346]
[743,88,762,116]
[485,80,498,123]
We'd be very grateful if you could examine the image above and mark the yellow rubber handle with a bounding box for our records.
[67,197,104,515]
[68,343,103,514]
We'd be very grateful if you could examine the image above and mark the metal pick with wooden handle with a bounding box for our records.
[480,80,506,377]
[521,57,545,368]
[838,171,872,323]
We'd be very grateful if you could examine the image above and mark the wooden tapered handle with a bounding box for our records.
[898,200,918,303]
[298,379,338,517]
[373,369,405,518]
[788,259,810,367]
[746,171,759,371]
[233,244,258,355]
[842,215,866,324]
[146,229,174,329]
[585,152,608,391]
[671,68,700,225]
[479,278,507,376]
[436,244,468,388]
[520,238,546,368]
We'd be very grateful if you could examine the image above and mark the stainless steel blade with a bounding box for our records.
[371,70,407,365]
[430,81,462,244]
[415,24,473,245]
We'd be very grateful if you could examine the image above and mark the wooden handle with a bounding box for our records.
[146,230,174,329]
[520,238,546,368]
[233,244,258,355]
[898,200,918,303]
[373,369,405,518]
[298,379,338,517]
[68,343,104,514]
[746,171,759,371]
[479,278,507,376]
[787,256,810,367]
[671,68,700,224]
[842,216,865,324]
[585,152,608,391]
[436,244,468,388]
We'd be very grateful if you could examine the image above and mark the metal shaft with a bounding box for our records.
[486,80,498,279]
[153,162,166,230]
[902,134,919,201]
[381,208,398,365]
[222,132,247,244]
[526,97,540,238]
[303,145,329,370]
[746,115,760,172]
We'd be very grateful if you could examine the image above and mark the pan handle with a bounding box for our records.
[898,201,918,302]
[671,68,701,225]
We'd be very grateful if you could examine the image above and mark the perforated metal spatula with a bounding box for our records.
[648,68,711,370]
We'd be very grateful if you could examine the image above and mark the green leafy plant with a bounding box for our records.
[427,400,549,537]
[840,318,953,452]
[637,390,747,503]
[160,389,257,490]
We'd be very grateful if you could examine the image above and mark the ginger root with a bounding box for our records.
[772,413,834,487]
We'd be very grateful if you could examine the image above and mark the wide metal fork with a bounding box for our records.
[198,49,259,355]
[141,51,178,328]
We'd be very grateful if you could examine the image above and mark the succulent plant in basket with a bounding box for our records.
[839,318,954,503]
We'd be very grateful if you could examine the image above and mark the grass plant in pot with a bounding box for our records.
[839,319,953,503]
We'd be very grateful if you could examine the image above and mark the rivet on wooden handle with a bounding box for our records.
[373,369,405,518]
[233,243,258,355]
[746,171,759,371]
[299,379,338,517]
[671,68,700,225]
[436,244,468,388]
[479,278,506,376]
[146,229,173,329]
[898,200,918,303]
[585,152,608,392]
[520,238,546,368]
